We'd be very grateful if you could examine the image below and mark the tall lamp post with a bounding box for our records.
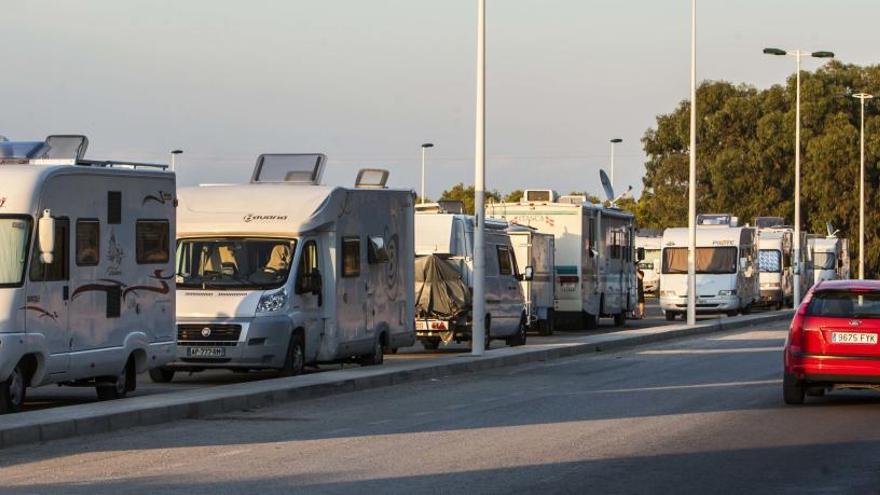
[420,143,434,204]
[472,0,487,356]
[763,48,834,306]
[609,138,622,191]
[687,0,697,326]
[170,149,183,172]
[851,93,873,279]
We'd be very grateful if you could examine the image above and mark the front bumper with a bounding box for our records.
[168,316,292,370]
[660,295,739,313]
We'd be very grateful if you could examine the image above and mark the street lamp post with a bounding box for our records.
[763,47,834,306]
[852,93,873,279]
[420,143,434,204]
[687,0,697,326]
[472,0,487,356]
[609,138,622,191]
[170,149,183,172]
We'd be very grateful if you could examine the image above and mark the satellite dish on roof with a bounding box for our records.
[599,169,614,201]
[826,222,839,238]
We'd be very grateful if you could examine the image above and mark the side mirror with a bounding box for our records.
[520,266,534,281]
[38,209,55,264]
[637,247,645,262]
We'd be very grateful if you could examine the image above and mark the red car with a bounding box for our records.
[783,279,880,404]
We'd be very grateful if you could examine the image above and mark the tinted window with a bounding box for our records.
[759,249,781,273]
[30,218,69,282]
[497,245,513,276]
[342,237,360,277]
[76,220,100,266]
[807,291,880,318]
[662,247,738,274]
[814,252,837,270]
[136,221,170,264]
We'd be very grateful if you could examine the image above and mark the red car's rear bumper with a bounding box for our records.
[785,350,880,383]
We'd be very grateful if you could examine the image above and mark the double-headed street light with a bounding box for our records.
[609,138,622,191]
[851,93,873,279]
[420,143,434,204]
[763,47,834,306]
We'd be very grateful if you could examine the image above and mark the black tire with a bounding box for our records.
[546,309,555,335]
[280,332,306,377]
[783,373,806,405]
[0,363,27,414]
[583,312,598,330]
[741,304,752,315]
[665,311,676,321]
[726,310,738,317]
[775,301,784,311]
[507,315,528,347]
[149,367,175,383]
[359,334,385,366]
[613,311,626,327]
[97,358,134,401]
[422,338,441,351]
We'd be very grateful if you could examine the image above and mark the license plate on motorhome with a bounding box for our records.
[831,332,878,345]
[187,347,226,358]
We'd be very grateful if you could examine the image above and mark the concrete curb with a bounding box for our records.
[0,311,792,449]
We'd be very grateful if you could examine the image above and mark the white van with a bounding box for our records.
[635,234,661,294]
[659,215,758,320]
[0,136,176,412]
[509,225,556,335]
[156,156,415,381]
[488,190,638,329]
[808,235,849,283]
[414,205,528,349]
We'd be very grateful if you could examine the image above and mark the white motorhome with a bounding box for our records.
[660,214,758,319]
[808,234,850,284]
[0,136,176,412]
[488,189,638,329]
[508,225,555,335]
[414,205,529,349]
[635,234,662,294]
[756,228,791,309]
[157,156,415,381]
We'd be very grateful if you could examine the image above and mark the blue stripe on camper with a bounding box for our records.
[555,265,579,275]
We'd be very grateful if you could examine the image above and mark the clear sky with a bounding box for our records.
[3,0,878,199]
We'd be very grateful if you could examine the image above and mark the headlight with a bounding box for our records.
[660,290,676,297]
[257,289,288,313]
[718,289,737,296]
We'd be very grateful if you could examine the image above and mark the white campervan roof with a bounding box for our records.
[663,226,750,248]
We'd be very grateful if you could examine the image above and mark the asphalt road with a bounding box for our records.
[4,318,879,494]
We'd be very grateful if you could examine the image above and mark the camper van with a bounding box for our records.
[156,155,415,381]
[635,233,662,294]
[508,225,556,335]
[659,214,758,319]
[487,189,638,329]
[808,233,850,283]
[414,205,529,349]
[756,228,791,309]
[0,136,176,412]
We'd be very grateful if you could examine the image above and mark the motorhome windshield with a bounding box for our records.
[759,249,782,273]
[814,252,837,270]
[0,217,32,287]
[662,247,738,274]
[176,238,297,290]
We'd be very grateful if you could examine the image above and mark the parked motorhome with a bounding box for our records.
[0,136,176,412]
[156,156,415,381]
[808,234,850,283]
[756,228,791,309]
[508,225,556,335]
[635,234,662,294]
[659,215,758,319]
[487,189,638,329]
[414,204,528,349]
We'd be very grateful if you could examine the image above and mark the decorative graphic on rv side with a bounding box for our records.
[0,197,6,208]
[123,269,173,299]
[71,279,125,300]
[384,230,400,291]
[19,305,59,321]
[106,228,125,276]
[72,270,172,302]
[142,190,173,206]
[243,214,288,223]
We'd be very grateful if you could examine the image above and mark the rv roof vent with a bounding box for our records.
[558,194,587,204]
[355,168,390,189]
[522,189,556,204]
[44,135,89,160]
[251,153,326,185]
[697,213,739,227]
[0,141,47,160]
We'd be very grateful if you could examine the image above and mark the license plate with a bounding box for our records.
[187,347,226,358]
[416,320,428,330]
[831,332,878,345]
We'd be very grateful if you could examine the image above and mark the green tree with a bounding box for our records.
[504,189,524,203]
[439,183,501,215]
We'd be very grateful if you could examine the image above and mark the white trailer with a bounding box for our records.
[635,234,662,294]
[808,235,850,284]
[160,156,415,380]
[0,135,176,412]
[508,225,555,335]
[659,218,758,320]
[414,206,529,349]
[487,189,638,329]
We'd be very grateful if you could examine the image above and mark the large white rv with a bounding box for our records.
[808,234,850,283]
[0,136,176,412]
[659,215,758,319]
[157,156,415,381]
[509,225,556,335]
[488,189,638,329]
[414,205,529,349]
[635,234,662,294]
[756,228,791,309]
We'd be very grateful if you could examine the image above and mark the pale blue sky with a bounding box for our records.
[3,0,878,198]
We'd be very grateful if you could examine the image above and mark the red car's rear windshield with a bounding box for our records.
[806,290,880,319]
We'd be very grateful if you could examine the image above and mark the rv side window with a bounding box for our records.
[108,191,122,224]
[610,231,621,259]
[368,235,389,264]
[342,237,361,277]
[76,219,100,266]
[30,218,69,282]
[497,245,513,276]
[136,220,170,264]
[588,218,596,255]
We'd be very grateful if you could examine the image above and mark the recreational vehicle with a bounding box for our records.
[659,215,758,319]
[487,189,638,329]
[0,136,176,412]
[509,225,556,335]
[808,233,850,283]
[157,156,415,381]
[635,233,662,294]
[414,205,529,349]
